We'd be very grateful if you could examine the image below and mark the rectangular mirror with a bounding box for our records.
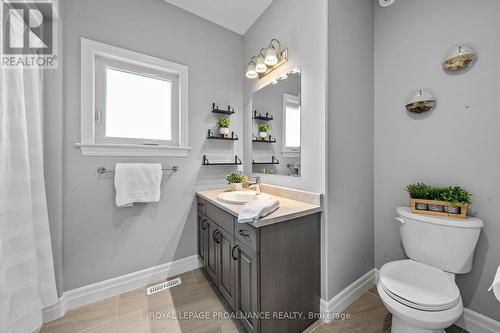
[251,68,301,177]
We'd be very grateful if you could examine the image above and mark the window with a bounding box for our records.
[78,38,189,157]
[282,93,301,156]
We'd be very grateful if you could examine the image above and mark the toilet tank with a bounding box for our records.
[396,207,483,274]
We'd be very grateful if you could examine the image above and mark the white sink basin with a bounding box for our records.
[217,191,269,205]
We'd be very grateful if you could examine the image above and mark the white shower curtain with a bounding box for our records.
[0,12,58,333]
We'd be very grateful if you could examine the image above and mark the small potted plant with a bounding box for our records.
[405,183,430,210]
[440,186,472,214]
[427,187,447,212]
[405,182,472,218]
[217,118,231,138]
[226,172,248,191]
[259,124,270,140]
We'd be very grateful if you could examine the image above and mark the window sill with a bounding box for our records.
[75,143,191,157]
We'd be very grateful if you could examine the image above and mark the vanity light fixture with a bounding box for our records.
[246,39,288,79]
[405,89,436,113]
[255,49,268,73]
[264,39,280,65]
[246,57,258,79]
[442,44,477,72]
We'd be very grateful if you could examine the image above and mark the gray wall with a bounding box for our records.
[326,0,375,300]
[242,0,328,299]
[375,0,500,321]
[59,0,243,291]
[242,0,327,193]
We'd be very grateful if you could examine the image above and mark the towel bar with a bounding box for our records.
[97,166,178,174]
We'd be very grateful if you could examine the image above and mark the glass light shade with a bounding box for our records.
[405,89,436,113]
[264,45,278,66]
[442,45,477,71]
[246,61,258,79]
[255,54,267,73]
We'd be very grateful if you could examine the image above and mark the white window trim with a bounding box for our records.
[76,38,190,157]
[282,93,301,158]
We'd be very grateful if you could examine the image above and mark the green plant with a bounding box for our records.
[259,124,270,132]
[217,118,231,128]
[226,172,248,184]
[427,186,447,201]
[440,186,472,204]
[405,183,430,199]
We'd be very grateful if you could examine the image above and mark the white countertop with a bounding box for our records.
[196,188,322,228]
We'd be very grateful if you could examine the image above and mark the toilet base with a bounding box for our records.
[391,316,445,333]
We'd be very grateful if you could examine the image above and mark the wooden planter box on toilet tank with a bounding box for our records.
[410,198,468,219]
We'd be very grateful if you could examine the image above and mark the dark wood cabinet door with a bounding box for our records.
[235,241,259,333]
[206,219,218,283]
[197,214,209,266]
[217,227,236,310]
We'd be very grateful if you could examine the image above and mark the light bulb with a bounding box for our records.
[246,60,257,79]
[264,45,278,66]
[255,54,267,73]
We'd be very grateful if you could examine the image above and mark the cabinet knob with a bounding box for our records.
[238,230,250,237]
[213,230,221,243]
[231,245,239,260]
[201,219,207,230]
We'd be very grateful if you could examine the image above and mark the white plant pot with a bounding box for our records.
[219,127,229,137]
[259,131,268,139]
[230,183,243,191]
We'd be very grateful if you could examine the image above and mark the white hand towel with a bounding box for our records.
[114,163,162,207]
[238,197,280,223]
[489,265,500,303]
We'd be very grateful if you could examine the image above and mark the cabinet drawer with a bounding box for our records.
[197,197,206,215]
[206,202,234,234]
[235,223,258,253]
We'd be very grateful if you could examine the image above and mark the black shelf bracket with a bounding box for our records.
[253,110,273,121]
[252,134,276,143]
[203,155,242,166]
[207,129,238,140]
[212,103,235,115]
[252,156,280,165]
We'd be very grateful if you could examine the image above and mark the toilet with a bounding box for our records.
[377,207,483,333]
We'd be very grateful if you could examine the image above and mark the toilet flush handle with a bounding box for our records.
[395,217,405,224]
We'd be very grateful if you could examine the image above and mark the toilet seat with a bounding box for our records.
[379,260,461,311]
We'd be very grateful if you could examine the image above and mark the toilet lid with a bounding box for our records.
[379,260,461,311]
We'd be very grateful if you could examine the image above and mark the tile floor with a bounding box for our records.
[41,269,468,333]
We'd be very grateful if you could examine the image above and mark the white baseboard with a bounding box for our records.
[43,254,202,323]
[455,308,500,333]
[42,296,66,323]
[320,269,376,323]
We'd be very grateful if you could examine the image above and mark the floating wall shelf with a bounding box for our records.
[203,155,242,166]
[212,103,235,115]
[253,110,273,121]
[207,129,238,141]
[252,156,279,165]
[252,135,276,143]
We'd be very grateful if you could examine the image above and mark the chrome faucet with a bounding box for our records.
[248,177,261,195]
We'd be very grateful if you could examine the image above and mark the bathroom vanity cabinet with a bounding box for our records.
[196,196,320,333]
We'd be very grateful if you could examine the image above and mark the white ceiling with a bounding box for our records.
[163,0,274,35]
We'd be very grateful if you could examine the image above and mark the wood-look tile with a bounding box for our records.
[41,296,118,333]
[313,293,391,333]
[192,268,213,285]
[368,285,379,297]
[445,325,466,333]
[303,319,322,333]
[78,309,142,333]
